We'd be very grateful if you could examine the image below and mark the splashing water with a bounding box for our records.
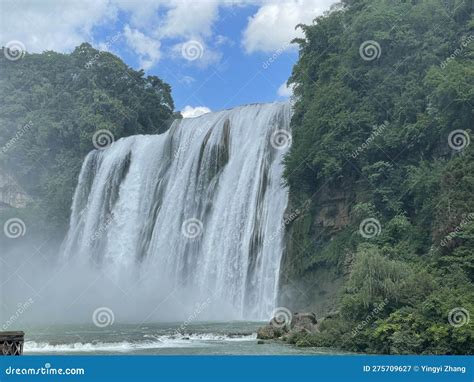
[62,102,291,320]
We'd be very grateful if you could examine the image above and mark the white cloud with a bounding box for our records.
[158,0,220,39]
[0,0,115,53]
[123,25,161,70]
[112,0,164,27]
[0,0,338,69]
[215,34,234,46]
[181,106,211,118]
[171,40,222,68]
[277,81,293,97]
[0,0,227,67]
[179,75,196,86]
[242,0,335,53]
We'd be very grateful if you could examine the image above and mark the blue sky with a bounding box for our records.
[1,0,336,116]
[111,5,300,113]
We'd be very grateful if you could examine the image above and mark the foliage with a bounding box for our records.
[285,0,473,354]
[0,43,176,237]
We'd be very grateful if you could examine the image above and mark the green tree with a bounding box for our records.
[0,43,176,237]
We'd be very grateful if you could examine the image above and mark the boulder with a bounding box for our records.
[290,312,318,333]
[257,324,284,339]
[257,311,319,340]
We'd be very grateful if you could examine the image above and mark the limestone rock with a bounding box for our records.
[291,312,319,333]
[257,324,284,339]
[257,311,319,340]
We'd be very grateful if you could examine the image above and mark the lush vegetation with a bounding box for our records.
[0,0,472,355]
[284,0,473,354]
[0,43,176,238]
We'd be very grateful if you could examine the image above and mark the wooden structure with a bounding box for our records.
[0,331,24,355]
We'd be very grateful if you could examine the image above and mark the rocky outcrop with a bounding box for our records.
[257,311,319,340]
[0,168,30,209]
[257,324,287,340]
[313,184,351,234]
[291,312,318,333]
[278,181,355,316]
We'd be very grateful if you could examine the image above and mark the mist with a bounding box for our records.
[1,237,243,330]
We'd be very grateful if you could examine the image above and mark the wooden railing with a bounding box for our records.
[0,331,24,355]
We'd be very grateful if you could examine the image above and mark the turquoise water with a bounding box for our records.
[23,322,342,355]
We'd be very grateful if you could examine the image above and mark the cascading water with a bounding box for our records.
[62,102,291,320]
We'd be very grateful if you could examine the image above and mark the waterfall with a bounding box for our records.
[62,102,291,320]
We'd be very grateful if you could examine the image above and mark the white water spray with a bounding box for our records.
[62,102,291,320]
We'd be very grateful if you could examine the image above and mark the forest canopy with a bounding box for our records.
[0,43,176,237]
[283,0,473,354]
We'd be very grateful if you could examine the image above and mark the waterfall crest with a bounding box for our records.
[62,102,291,320]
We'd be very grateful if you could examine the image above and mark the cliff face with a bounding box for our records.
[278,183,353,316]
[313,185,351,233]
[0,169,30,209]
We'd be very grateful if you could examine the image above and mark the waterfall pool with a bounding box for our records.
[22,322,343,355]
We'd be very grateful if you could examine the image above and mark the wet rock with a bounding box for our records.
[257,325,278,339]
[256,319,288,339]
[257,340,265,344]
[257,311,319,340]
[291,312,318,333]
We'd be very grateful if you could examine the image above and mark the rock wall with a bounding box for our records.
[278,182,353,316]
[313,184,351,233]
